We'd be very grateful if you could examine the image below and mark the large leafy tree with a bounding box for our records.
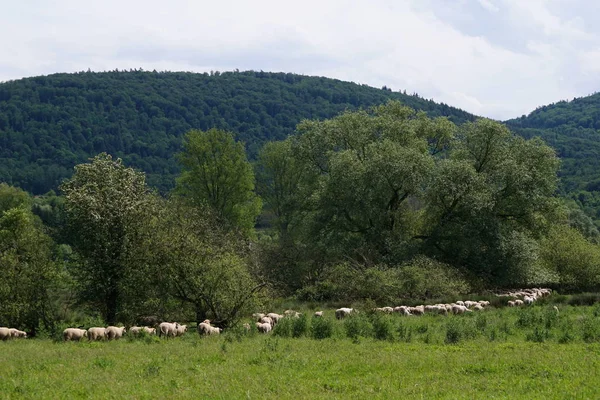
[175,128,262,236]
[423,119,560,285]
[60,153,151,324]
[0,185,59,334]
[132,199,266,327]
[260,102,561,289]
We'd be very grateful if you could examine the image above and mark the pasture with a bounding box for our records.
[3,303,600,399]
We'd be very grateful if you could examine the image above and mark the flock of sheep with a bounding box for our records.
[1,288,555,341]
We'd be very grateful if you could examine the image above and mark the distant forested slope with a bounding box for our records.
[0,70,475,194]
[506,93,600,219]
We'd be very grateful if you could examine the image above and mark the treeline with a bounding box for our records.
[0,70,474,195]
[2,102,600,336]
[506,92,600,224]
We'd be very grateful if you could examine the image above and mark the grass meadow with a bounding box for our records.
[3,303,600,399]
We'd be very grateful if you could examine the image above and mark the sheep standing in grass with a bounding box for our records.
[130,326,156,336]
[63,328,87,341]
[175,324,188,337]
[9,329,27,339]
[267,313,283,325]
[106,326,126,340]
[197,322,221,335]
[256,322,272,333]
[524,296,534,305]
[0,327,10,341]
[87,327,107,341]
[514,300,524,306]
[335,308,354,319]
[314,311,324,317]
[159,322,180,338]
[508,301,516,307]
[260,316,273,326]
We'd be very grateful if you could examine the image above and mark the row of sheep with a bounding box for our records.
[370,300,491,317]
[0,327,27,341]
[497,288,553,307]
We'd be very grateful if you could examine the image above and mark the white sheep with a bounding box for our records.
[63,328,87,341]
[106,326,126,340]
[197,322,221,335]
[130,326,156,336]
[260,316,273,326]
[335,308,354,319]
[256,322,272,333]
[514,299,524,306]
[87,327,107,341]
[267,313,283,324]
[9,328,27,339]
[0,327,10,341]
[314,311,324,317]
[253,313,266,321]
[175,324,188,337]
[158,322,180,338]
[524,296,534,305]
[507,300,516,307]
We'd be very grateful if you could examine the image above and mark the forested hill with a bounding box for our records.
[506,93,600,219]
[0,70,475,194]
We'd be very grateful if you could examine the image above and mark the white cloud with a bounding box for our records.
[0,0,599,120]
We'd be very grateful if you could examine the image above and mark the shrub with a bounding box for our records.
[445,320,463,344]
[371,314,395,341]
[272,318,293,338]
[311,316,334,340]
[292,314,309,338]
[344,314,373,340]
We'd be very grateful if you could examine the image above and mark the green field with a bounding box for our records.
[3,304,600,399]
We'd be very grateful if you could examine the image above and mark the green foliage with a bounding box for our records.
[396,256,470,300]
[60,153,152,324]
[133,199,266,327]
[310,316,334,340]
[0,202,60,334]
[0,70,474,195]
[175,128,261,235]
[539,224,600,289]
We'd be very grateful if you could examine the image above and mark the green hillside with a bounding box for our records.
[0,70,475,194]
[506,93,600,219]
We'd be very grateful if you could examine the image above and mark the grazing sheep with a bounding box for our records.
[130,326,156,336]
[175,324,188,337]
[0,327,10,341]
[514,300,524,306]
[243,323,251,331]
[197,322,221,335]
[473,304,484,311]
[524,296,534,305]
[87,327,107,341]
[284,310,301,318]
[260,316,273,326]
[508,300,516,307]
[314,311,324,317]
[267,313,283,324]
[253,313,266,321]
[106,326,126,340]
[452,305,470,315]
[394,306,412,316]
[63,328,87,341]
[9,329,27,339]
[335,308,354,319]
[256,322,272,334]
[159,322,180,338]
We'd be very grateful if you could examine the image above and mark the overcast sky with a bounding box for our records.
[1,0,599,120]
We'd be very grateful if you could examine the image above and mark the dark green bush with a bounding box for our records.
[310,317,334,340]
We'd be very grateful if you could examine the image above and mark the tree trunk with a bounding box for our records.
[195,305,207,324]
[105,289,119,325]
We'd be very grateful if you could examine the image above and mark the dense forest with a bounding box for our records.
[506,93,600,220]
[0,70,474,194]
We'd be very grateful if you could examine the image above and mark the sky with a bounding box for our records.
[1,0,599,120]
